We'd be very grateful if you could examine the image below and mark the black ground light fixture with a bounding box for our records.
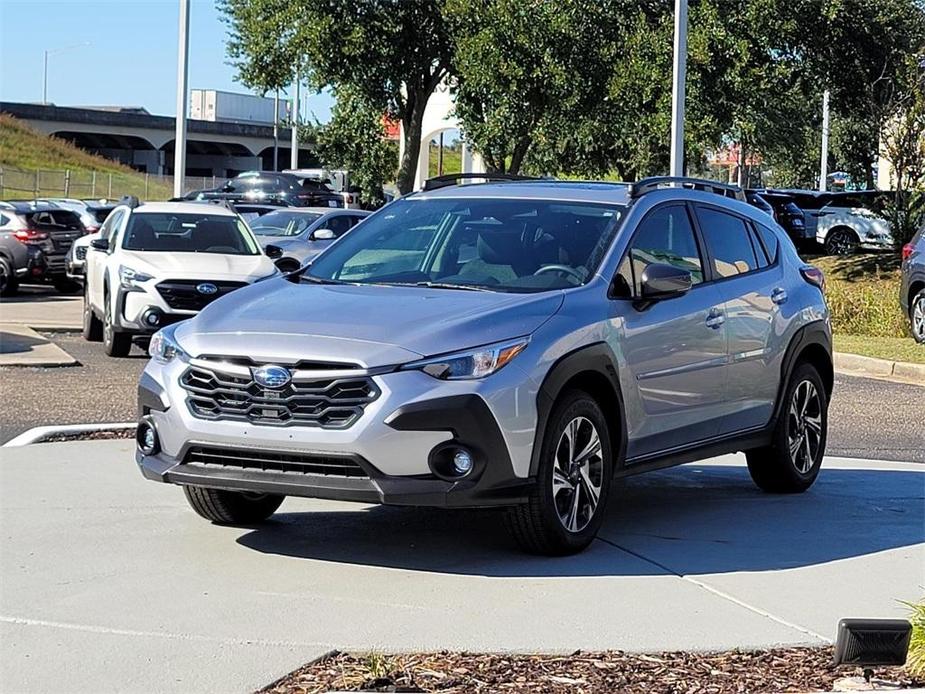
[833,619,912,683]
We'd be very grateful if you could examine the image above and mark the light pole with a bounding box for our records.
[290,74,300,170]
[669,0,689,177]
[819,89,830,192]
[173,0,190,198]
[42,42,90,104]
[273,89,280,171]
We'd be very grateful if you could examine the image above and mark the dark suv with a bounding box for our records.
[200,172,343,209]
[901,225,925,343]
[0,201,85,291]
[750,191,809,247]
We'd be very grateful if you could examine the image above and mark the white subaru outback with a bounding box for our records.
[83,199,279,356]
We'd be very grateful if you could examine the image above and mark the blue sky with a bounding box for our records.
[0,0,334,121]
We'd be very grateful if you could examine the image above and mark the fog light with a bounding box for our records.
[142,309,162,327]
[453,449,473,476]
[136,421,159,455]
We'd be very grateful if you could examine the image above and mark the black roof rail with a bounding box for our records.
[628,176,745,202]
[422,172,544,191]
[118,195,142,209]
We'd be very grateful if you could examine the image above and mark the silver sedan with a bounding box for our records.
[250,208,371,271]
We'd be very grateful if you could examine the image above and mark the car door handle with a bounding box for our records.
[705,308,725,329]
[771,287,788,305]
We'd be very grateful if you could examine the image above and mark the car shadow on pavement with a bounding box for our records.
[0,329,50,354]
[235,464,924,578]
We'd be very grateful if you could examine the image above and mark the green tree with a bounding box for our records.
[304,86,397,207]
[221,0,453,194]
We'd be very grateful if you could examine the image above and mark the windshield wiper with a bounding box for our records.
[412,281,496,292]
[300,274,346,285]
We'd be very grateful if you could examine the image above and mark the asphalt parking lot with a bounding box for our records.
[1,440,921,692]
[1,329,922,461]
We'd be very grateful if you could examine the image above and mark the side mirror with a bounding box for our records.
[90,238,109,251]
[311,228,335,241]
[639,263,692,301]
[265,244,283,259]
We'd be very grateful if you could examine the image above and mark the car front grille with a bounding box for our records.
[156,279,248,311]
[180,363,379,428]
[182,445,369,478]
[75,246,87,261]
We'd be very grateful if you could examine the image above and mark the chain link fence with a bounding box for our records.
[0,166,221,202]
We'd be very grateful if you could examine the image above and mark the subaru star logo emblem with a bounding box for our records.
[253,365,291,389]
[196,282,218,295]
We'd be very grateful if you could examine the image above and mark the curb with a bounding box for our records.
[833,352,925,386]
[2,422,136,447]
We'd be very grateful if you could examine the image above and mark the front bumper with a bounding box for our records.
[135,360,539,508]
[114,284,196,334]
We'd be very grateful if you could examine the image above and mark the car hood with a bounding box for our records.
[176,280,564,368]
[119,250,277,281]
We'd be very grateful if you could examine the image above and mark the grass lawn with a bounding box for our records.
[807,253,910,338]
[834,335,925,364]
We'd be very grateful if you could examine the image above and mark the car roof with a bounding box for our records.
[131,201,238,216]
[2,200,63,213]
[260,206,367,215]
[414,180,632,205]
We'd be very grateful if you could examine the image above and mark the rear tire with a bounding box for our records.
[0,256,18,297]
[746,362,828,493]
[910,288,925,344]
[82,284,103,342]
[183,486,284,524]
[823,227,859,255]
[102,290,132,357]
[505,391,614,555]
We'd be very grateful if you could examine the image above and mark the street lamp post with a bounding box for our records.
[42,42,90,104]
[669,0,689,177]
[290,75,300,170]
[173,0,191,198]
[819,89,831,192]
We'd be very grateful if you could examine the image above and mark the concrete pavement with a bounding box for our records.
[1,439,922,693]
[0,287,82,330]
[0,324,76,366]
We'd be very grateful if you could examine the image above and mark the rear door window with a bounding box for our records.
[695,206,759,278]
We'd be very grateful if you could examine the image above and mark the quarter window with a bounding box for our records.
[615,205,703,297]
[695,207,758,278]
[754,224,780,264]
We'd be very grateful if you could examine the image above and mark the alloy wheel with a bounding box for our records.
[552,416,604,533]
[913,294,925,341]
[826,230,857,255]
[103,299,113,345]
[787,380,823,474]
[0,263,7,294]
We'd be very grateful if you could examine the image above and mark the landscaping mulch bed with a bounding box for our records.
[261,647,921,693]
[42,427,136,443]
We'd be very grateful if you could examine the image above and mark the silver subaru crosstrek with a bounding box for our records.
[136,176,833,555]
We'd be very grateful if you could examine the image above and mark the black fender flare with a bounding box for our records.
[771,320,833,425]
[529,342,628,477]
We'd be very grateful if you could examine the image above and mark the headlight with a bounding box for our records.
[119,265,153,289]
[148,324,188,364]
[403,338,529,380]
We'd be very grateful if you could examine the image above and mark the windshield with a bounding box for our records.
[121,213,260,255]
[307,197,624,292]
[250,211,323,237]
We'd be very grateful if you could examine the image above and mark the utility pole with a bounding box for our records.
[273,89,280,171]
[42,42,90,104]
[669,0,689,177]
[290,75,300,170]
[819,89,830,192]
[172,0,190,198]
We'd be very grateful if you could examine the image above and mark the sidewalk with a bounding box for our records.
[1,440,921,693]
[0,324,76,366]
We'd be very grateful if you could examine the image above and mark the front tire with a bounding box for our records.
[183,486,284,524]
[746,362,828,493]
[102,290,132,357]
[910,288,925,344]
[0,256,19,297]
[82,284,103,342]
[505,391,614,555]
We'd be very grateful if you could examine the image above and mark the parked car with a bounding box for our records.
[901,224,925,343]
[0,201,85,291]
[777,190,834,246]
[82,199,279,357]
[0,204,37,296]
[135,175,833,555]
[199,171,344,209]
[814,191,894,255]
[745,191,775,219]
[249,207,371,271]
[748,190,809,247]
[40,198,116,234]
[284,168,362,209]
